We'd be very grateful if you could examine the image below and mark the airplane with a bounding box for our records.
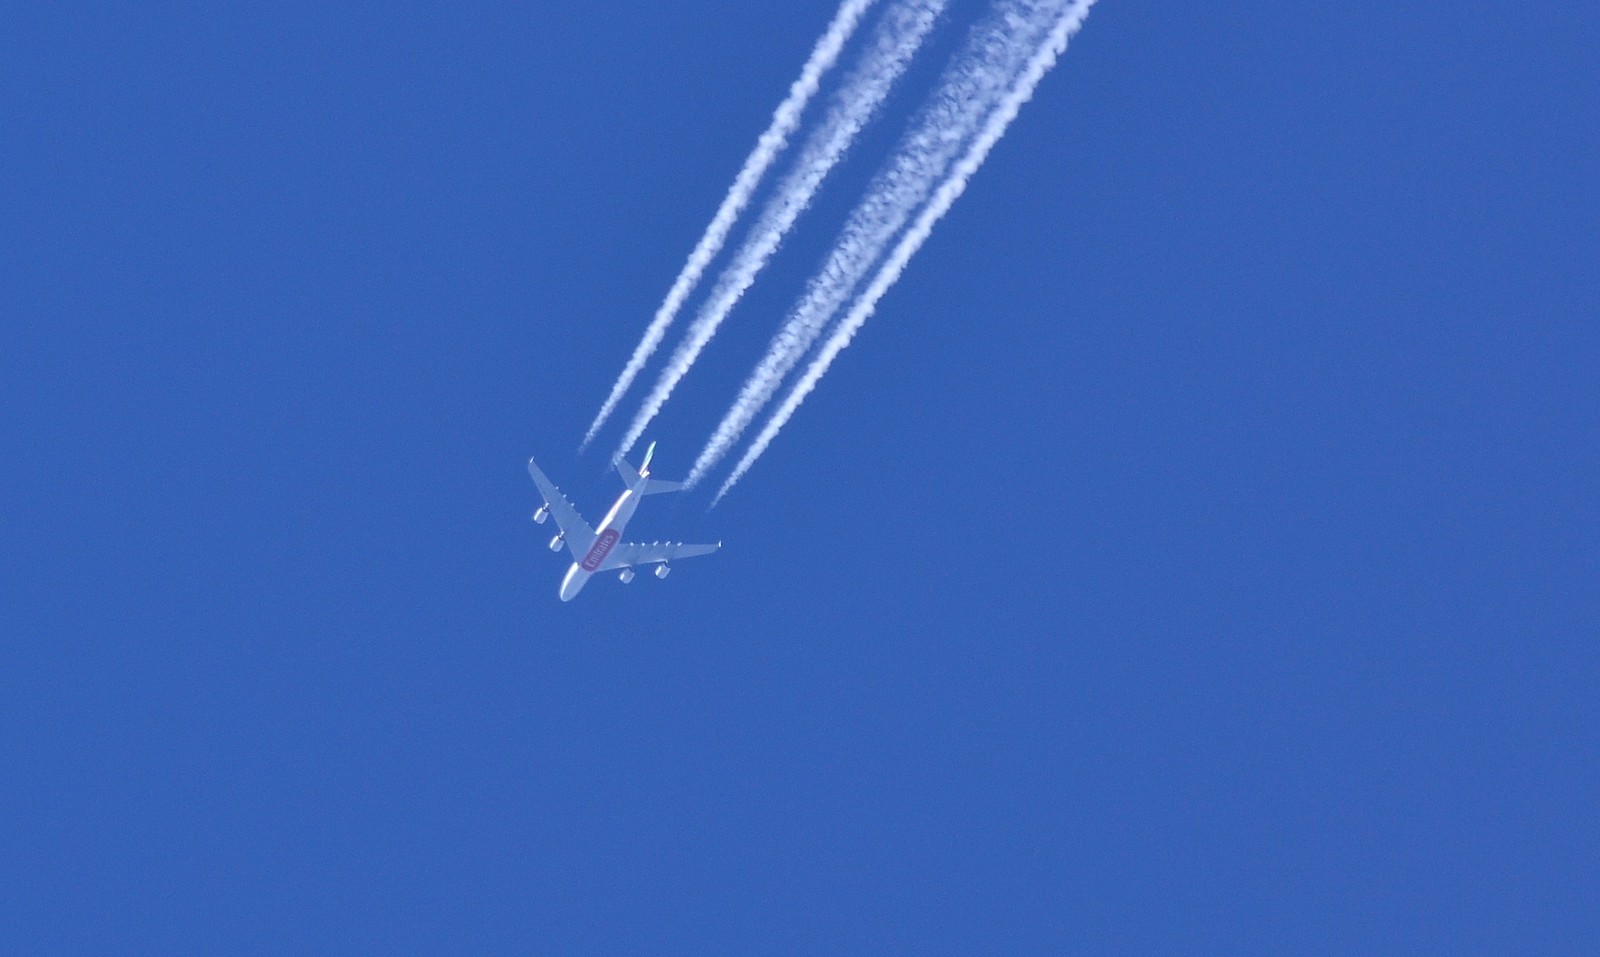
[528,441,721,601]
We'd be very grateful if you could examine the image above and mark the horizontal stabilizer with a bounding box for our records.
[614,455,641,487]
[642,478,683,495]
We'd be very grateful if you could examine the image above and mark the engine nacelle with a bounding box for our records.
[654,564,671,580]
[548,533,564,552]
[618,569,635,584]
[532,505,549,524]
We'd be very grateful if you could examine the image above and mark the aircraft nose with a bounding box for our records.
[558,566,585,602]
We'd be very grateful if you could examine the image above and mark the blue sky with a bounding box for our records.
[5,1,1597,952]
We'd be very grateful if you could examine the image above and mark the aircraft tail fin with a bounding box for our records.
[617,441,678,492]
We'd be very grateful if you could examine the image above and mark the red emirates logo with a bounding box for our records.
[581,529,620,571]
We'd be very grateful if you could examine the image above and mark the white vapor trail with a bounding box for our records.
[581,0,879,450]
[688,0,1062,487]
[715,0,1097,505]
[614,0,948,460]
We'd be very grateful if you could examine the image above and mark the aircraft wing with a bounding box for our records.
[527,456,597,559]
[596,540,720,572]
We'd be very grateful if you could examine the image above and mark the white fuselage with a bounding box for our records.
[558,482,643,601]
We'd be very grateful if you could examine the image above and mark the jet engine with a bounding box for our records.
[548,533,564,552]
[532,505,549,524]
[618,569,635,584]
[655,564,671,580]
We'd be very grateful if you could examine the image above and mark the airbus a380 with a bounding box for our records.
[528,442,720,601]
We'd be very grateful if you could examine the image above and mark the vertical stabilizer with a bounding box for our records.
[615,441,680,493]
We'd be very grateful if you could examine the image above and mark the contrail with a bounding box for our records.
[613,0,948,460]
[581,0,879,450]
[715,0,1098,505]
[688,0,1063,486]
